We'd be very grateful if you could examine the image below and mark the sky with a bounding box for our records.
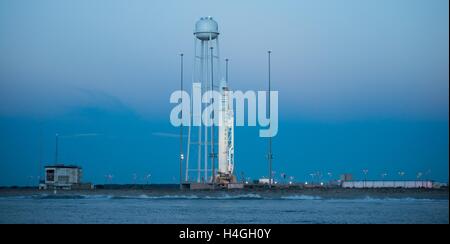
[0,0,448,185]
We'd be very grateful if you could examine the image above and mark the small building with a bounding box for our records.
[41,164,83,190]
[258,178,275,185]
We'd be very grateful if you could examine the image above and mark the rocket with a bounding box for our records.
[218,79,234,178]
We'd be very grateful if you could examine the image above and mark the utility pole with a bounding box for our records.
[363,169,368,188]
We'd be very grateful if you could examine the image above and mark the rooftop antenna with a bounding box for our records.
[267,50,273,188]
[179,53,184,190]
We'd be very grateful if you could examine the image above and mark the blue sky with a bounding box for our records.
[0,0,448,185]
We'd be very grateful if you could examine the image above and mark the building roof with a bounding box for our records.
[45,164,81,169]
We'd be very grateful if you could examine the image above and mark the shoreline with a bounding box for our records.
[0,187,448,200]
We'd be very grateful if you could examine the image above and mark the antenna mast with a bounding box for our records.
[179,53,184,190]
[267,50,273,188]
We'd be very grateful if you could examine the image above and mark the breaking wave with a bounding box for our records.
[280,195,322,200]
[110,195,200,200]
[204,194,263,200]
[110,194,263,200]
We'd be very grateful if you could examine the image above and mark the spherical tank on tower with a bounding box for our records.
[194,16,219,40]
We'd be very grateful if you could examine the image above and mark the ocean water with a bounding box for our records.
[0,194,448,224]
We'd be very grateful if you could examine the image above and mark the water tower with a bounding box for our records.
[186,17,235,184]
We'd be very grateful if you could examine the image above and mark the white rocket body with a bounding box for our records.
[218,80,234,177]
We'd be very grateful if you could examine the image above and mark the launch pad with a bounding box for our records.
[182,182,244,190]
